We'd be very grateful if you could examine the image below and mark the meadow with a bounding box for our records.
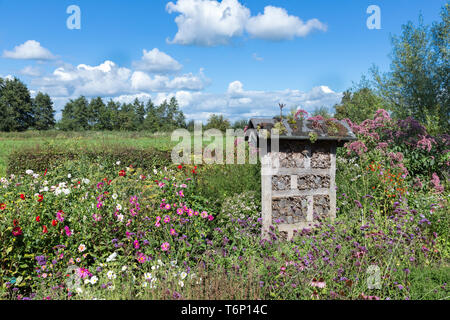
[0,110,448,300]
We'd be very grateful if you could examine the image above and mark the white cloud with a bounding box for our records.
[252,53,263,61]
[166,0,326,46]
[246,6,327,40]
[3,40,56,60]
[166,0,250,46]
[20,66,42,77]
[170,81,342,122]
[227,80,244,95]
[131,70,207,92]
[132,48,182,73]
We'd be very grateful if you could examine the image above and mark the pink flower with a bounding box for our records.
[431,173,444,193]
[346,141,368,156]
[208,215,214,221]
[200,211,208,219]
[170,228,176,236]
[294,109,309,120]
[310,278,326,289]
[163,215,170,223]
[64,226,72,237]
[134,240,140,249]
[164,204,171,210]
[161,242,170,252]
[176,208,183,215]
[56,210,65,222]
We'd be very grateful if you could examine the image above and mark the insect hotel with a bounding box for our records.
[247,113,356,240]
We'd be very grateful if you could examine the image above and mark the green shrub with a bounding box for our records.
[7,144,172,175]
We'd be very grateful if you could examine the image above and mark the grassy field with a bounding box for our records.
[0,131,177,176]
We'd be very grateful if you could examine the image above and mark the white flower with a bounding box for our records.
[107,271,116,280]
[153,169,158,174]
[33,173,39,179]
[180,272,187,280]
[157,259,163,266]
[106,252,117,262]
[112,193,118,200]
[170,260,177,267]
[75,287,83,294]
[178,280,184,288]
[144,273,153,280]
[26,170,33,175]
[121,266,127,271]
[84,278,90,285]
[90,276,98,284]
[116,204,122,211]
[68,174,72,179]
[82,178,90,184]
[151,266,156,270]
[78,244,87,252]
[43,186,49,192]
[116,161,121,165]
[117,214,124,222]
[63,188,70,195]
[142,281,148,288]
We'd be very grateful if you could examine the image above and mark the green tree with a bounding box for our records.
[32,92,55,130]
[60,96,90,131]
[311,106,332,119]
[334,82,386,123]
[372,5,449,132]
[143,99,158,132]
[118,102,137,131]
[232,119,248,130]
[205,114,231,132]
[106,100,121,131]
[0,77,34,131]
[88,97,111,130]
[134,98,146,130]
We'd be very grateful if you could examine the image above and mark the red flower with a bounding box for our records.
[13,219,19,227]
[44,168,47,176]
[178,165,183,169]
[37,194,43,202]
[36,216,40,222]
[20,194,25,200]
[0,203,5,210]
[192,170,197,175]
[12,227,22,237]
[119,170,126,177]
[42,225,48,234]
[51,220,57,227]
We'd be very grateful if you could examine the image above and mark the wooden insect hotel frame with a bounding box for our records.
[247,117,356,240]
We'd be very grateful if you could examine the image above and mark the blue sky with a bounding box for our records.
[0,0,446,121]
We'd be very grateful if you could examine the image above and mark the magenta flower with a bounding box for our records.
[134,240,140,249]
[163,215,170,223]
[161,242,170,251]
[64,226,72,237]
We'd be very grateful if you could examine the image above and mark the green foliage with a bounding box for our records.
[0,77,34,132]
[6,144,172,175]
[372,5,449,133]
[205,114,231,132]
[334,85,386,123]
[311,106,332,119]
[32,92,55,130]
